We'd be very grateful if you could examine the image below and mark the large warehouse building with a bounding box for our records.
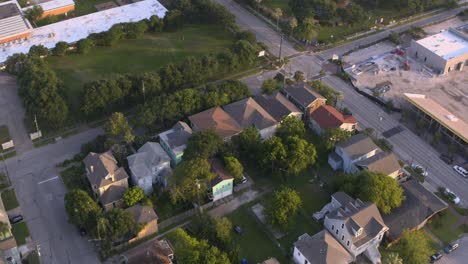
[0,2,32,44]
[408,27,468,75]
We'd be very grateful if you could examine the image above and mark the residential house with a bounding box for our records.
[188,106,242,141]
[84,151,129,211]
[122,239,174,264]
[321,192,388,263]
[158,121,193,166]
[127,142,172,194]
[209,159,234,202]
[308,105,357,135]
[355,152,403,180]
[293,230,353,264]
[223,97,278,139]
[254,91,302,121]
[282,83,326,113]
[328,134,379,173]
[0,197,20,264]
[126,205,158,243]
[383,179,447,241]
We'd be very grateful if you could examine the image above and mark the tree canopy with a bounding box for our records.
[105,112,135,143]
[223,156,243,182]
[267,186,302,230]
[277,116,305,140]
[391,230,432,264]
[261,79,280,94]
[184,130,223,161]
[64,190,101,231]
[123,186,145,207]
[321,127,352,150]
[103,209,136,240]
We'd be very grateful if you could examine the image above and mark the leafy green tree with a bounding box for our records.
[294,71,305,82]
[105,112,135,143]
[289,0,314,20]
[104,209,135,240]
[382,252,403,264]
[52,41,68,56]
[296,17,318,42]
[267,186,302,230]
[103,26,123,46]
[321,128,352,150]
[123,186,145,207]
[392,230,432,264]
[29,45,49,57]
[277,116,305,140]
[289,17,298,33]
[338,4,367,25]
[261,79,279,94]
[24,5,43,22]
[223,156,243,182]
[184,130,223,161]
[284,136,317,175]
[76,39,94,54]
[312,0,337,20]
[232,127,262,161]
[260,136,287,171]
[65,190,101,230]
[213,217,232,245]
[358,171,405,214]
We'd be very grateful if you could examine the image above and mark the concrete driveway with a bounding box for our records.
[0,73,33,155]
[437,235,468,264]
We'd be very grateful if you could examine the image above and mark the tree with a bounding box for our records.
[382,252,403,264]
[105,112,135,143]
[321,128,352,150]
[29,45,49,57]
[293,71,304,82]
[24,5,43,22]
[277,116,305,140]
[223,156,243,182]
[65,190,101,230]
[273,8,283,30]
[358,171,405,214]
[261,79,279,94]
[104,209,135,240]
[284,136,317,175]
[312,0,337,20]
[296,17,318,42]
[76,39,93,54]
[233,127,262,161]
[289,17,298,33]
[213,217,232,245]
[52,41,68,56]
[267,186,302,230]
[338,4,367,25]
[260,136,287,171]
[123,186,145,207]
[392,230,432,264]
[184,130,223,161]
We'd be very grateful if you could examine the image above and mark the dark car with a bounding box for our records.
[79,228,87,237]
[444,243,459,254]
[234,225,243,234]
[440,154,454,164]
[430,252,443,262]
[9,215,23,224]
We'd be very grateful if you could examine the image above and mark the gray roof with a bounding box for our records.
[99,185,127,205]
[127,142,171,180]
[383,180,448,240]
[283,83,325,108]
[84,151,129,188]
[0,3,20,20]
[223,98,277,130]
[254,91,301,122]
[126,205,158,224]
[337,134,379,160]
[332,192,354,206]
[355,152,401,176]
[159,121,192,151]
[294,231,353,264]
[0,3,31,41]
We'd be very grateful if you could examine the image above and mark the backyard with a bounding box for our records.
[47,24,236,117]
[1,189,19,211]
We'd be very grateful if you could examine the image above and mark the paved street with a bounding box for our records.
[5,128,104,264]
[437,235,468,264]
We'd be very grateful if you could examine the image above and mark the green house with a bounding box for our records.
[159,121,193,167]
[209,159,234,201]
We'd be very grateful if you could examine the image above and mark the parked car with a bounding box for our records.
[79,228,87,237]
[453,165,468,178]
[9,215,23,224]
[234,225,243,234]
[440,154,453,164]
[444,188,461,205]
[430,252,443,262]
[411,163,428,177]
[444,243,459,254]
[241,175,248,184]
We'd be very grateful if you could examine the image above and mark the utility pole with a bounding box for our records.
[141,80,146,105]
[278,34,283,64]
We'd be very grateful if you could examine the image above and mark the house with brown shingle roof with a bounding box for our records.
[223,97,278,139]
[126,205,158,243]
[308,105,357,135]
[122,239,174,264]
[282,83,326,113]
[84,151,129,211]
[188,106,242,141]
[355,152,403,180]
[254,91,302,122]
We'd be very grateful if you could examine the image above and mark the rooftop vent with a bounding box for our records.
[446,115,458,122]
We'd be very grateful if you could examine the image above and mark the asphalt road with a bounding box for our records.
[5,128,103,264]
[436,235,468,264]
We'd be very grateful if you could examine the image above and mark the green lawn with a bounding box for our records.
[1,189,19,211]
[0,125,11,143]
[59,165,93,194]
[262,0,292,16]
[227,205,289,263]
[427,210,464,244]
[47,24,235,116]
[74,0,113,17]
[24,251,40,264]
[12,222,30,246]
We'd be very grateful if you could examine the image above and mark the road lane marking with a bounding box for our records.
[37,176,59,185]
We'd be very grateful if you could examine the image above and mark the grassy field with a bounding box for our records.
[12,222,30,246]
[0,125,11,143]
[1,189,19,211]
[47,24,235,116]
[74,0,113,17]
[428,210,464,244]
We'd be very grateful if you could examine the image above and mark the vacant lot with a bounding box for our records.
[47,24,235,115]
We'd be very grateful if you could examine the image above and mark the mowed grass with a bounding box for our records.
[0,125,11,143]
[427,210,464,244]
[1,189,19,211]
[12,222,30,246]
[74,0,113,17]
[262,0,292,16]
[47,24,235,115]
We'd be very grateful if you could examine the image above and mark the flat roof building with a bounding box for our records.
[408,27,468,74]
[23,0,75,18]
[0,2,32,44]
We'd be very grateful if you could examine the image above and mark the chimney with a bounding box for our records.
[90,165,94,173]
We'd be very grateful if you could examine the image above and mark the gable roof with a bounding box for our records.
[158,121,192,151]
[84,151,128,188]
[355,152,401,176]
[254,91,301,122]
[337,134,379,160]
[124,239,173,264]
[294,231,353,264]
[209,158,234,186]
[223,98,277,130]
[188,106,242,139]
[283,83,325,108]
[383,180,447,240]
[332,192,355,206]
[126,205,158,224]
[127,142,171,180]
[309,105,357,130]
[99,185,127,205]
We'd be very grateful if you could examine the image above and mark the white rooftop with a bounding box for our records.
[23,0,75,12]
[0,0,167,63]
[416,28,468,60]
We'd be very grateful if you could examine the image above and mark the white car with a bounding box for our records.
[444,188,460,205]
[411,163,428,177]
[453,166,468,178]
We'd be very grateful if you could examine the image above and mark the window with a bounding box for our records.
[332,225,334,230]
[304,260,308,264]
[341,224,344,229]
[342,235,344,241]
[347,241,350,246]
[298,251,301,256]
[379,234,382,240]
[424,57,427,62]
[336,229,339,235]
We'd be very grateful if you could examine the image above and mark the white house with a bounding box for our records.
[127,142,172,194]
[328,134,379,173]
